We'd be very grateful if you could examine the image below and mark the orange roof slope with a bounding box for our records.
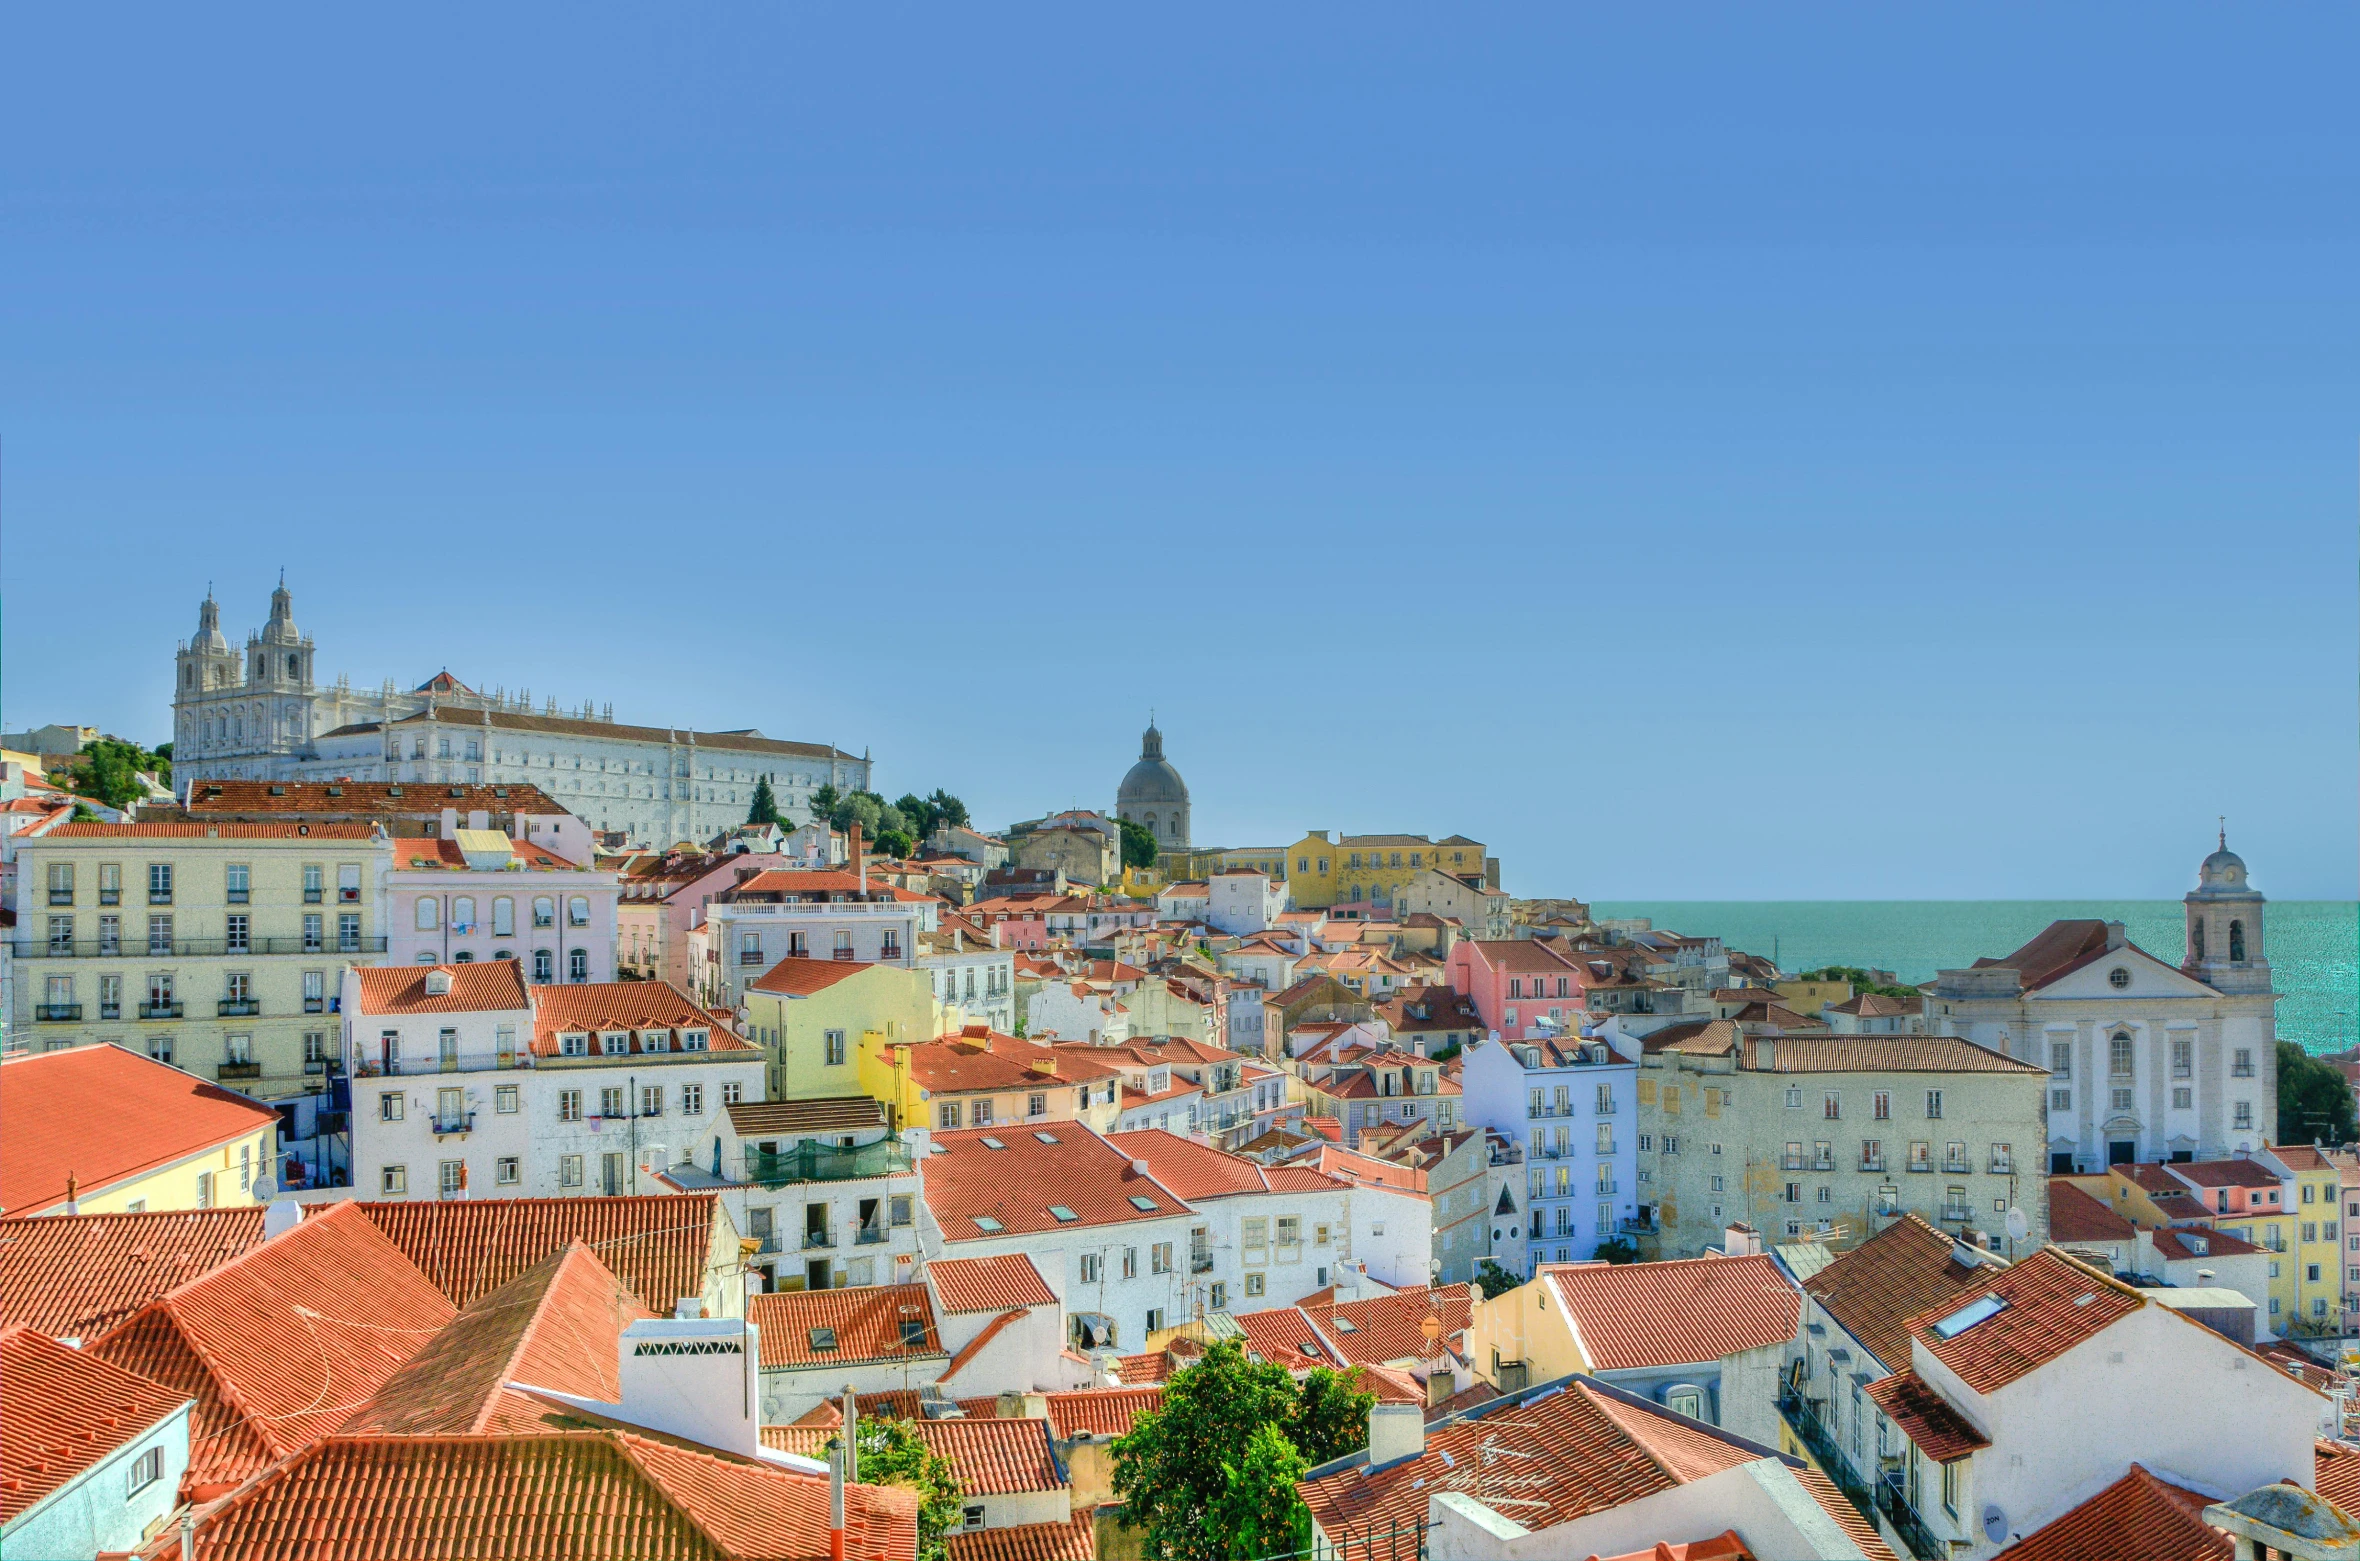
[353,1193,721,1312]
[944,1513,1096,1561]
[1301,1285,1474,1368]
[1904,1248,2143,1394]
[923,1127,1184,1239]
[340,1242,653,1436]
[352,959,532,1015]
[1542,1254,1799,1370]
[750,957,878,996]
[0,1045,280,1216]
[0,1324,188,1523]
[1805,1214,1993,1372]
[928,1254,1058,1314]
[0,1207,269,1340]
[1999,1463,2230,1561]
[2048,1179,2138,1244]
[763,1417,1062,1496]
[749,1285,944,1369]
[88,1201,458,1494]
[185,1431,921,1561]
[532,981,754,1053]
[1864,1371,1990,1462]
[1044,1386,1164,1440]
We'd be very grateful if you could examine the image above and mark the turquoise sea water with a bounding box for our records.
[1590,901,2360,1055]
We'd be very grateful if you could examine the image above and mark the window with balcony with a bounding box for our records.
[226,864,250,905]
[47,864,74,906]
[225,914,250,954]
[338,865,361,903]
[338,913,361,952]
[2233,1048,2255,1078]
[1909,1141,1932,1172]
[1860,1138,1884,1171]
[99,862,122,905]
[148,863,173,905]
[303,864,323,904]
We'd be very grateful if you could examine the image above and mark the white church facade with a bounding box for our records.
[173,581,869,845]
[1925,835,2278,1173]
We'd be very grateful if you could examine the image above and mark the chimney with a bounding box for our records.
[843,1386,859,1483]
[64,1171,79,1217]
[2104,920,2127,951]
[615,1317,761,1455]
[1723,1223,1762,1257]
[440,806,459,838]
[263,1199,303,1240]
[1367,1403,1425,1467]
[828,1445,847,1561]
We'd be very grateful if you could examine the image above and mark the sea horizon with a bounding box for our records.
[1590,898,2358,1055]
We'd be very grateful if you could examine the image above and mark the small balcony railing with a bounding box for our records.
[431,1112,476,1137]
[139,1001,185,1020]
[855,1226,889,1246]
[1877,1473,1947,1561]
[99,1003,121,1020]
[1939,1203,1973,1224]
[832,947,857,961]
[305,998,326,1014]
[11,935,387,960]
[36,1003,82,1021]
[1907,1158,1933,1174]
[48,889,74,906]
[1860,1155,1887,1173]
[803,1230,835,1251]
[1190,1254,1215,1275]
[219,999,262,1017]
[1595,1098,1618,1114]
[150,891,174,906]
[217,1062,262,1081]
[742,1140,913,1187]
[1942,1157,1972,1175]
[738,951,766,966]
[1782,1154,1807,1172]
[1813,1154,1835,1172]
[99,888,121,906]
[1988,1155,2014,1175]
[1595,1179,1619,1196]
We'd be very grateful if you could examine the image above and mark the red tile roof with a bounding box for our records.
[748,1285,943,1369]
[1864,1370,1990,1463]
[1999,1463,2230,1561]
[1296,1380,1762,1540]
[763,1416,1063,1496]
[928,1255,1057,1314]
[2048,1179,2138,1244]
[923,1127,1184,1239]
[89,1201,458,1495]
[0,1207,270,1340]
[2318,1440,2360,1516]
[531,981,753,1053]
[1461,939,1582,974]
[1905,1247,2143,1394]
[352,959,532,1015]
[339,1243,652,1436]
[389,835,579,870]
[904,1037,1080,1095]
[352,1193,723,1313]
[944,1513,1095,1561]
[1805,1214,1994,1372]
[2169,1159,2285,1190]
[184,780,570,818]
[1232,1307,1334,1369]
[2152,1226,2266,1261]
[1301,1285,1475,1368]
[43,821,379,839]
[1979,919,2121,990]
[1102,1130,1353,1201]
[749,957,880,996]
[1043,1386,1164,1440]
[0,1045,281,1217]
[184,1431,920,1561]
[1541,1255,1799,1370]
[0,1324,188,1523]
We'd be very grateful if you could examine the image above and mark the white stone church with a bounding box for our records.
[172,580,869,845]
[1926,835,2279,1172]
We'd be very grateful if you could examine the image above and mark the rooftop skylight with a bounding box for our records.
[980,1136,1006,1150]
[808,1327,838,1351]
[974,1216,1004,1233]
[1930,1294,2007,1339]
[1129,1195,1159,1211]
[1049,1205,1079,1222]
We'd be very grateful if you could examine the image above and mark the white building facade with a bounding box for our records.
[1458,1032,1640,1269]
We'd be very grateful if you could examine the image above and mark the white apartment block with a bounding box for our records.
[342,964,762,1202]
[696,869,930,1012]
[1459,1032,1640,1268]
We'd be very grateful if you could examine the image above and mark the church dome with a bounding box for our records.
[2196,830,2251,894]
[1118,722,1189,807]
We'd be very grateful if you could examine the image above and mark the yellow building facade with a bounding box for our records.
[1283,831,1490,914]
[739,959,942,1105]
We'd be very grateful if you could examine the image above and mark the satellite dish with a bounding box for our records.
[252,1176,280,1200]
[2004,1206,2030,1244]
[1982,1505,2009,1544]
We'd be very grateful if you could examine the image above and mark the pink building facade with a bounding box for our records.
[1445,937,1586,1042]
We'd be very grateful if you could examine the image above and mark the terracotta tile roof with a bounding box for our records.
[727,1098,889,1138]
[1301,1285,1475,1368]
[1231,1306,1333,1368]
[1863,1370,1989,1462]
[1805,1214,1995,1372]
[1904,1247,2143,1394]
[1296,1379,1761,1540]
[352,959,532,1016]
[374,705,860,764]
[787,1391,997,1427]
[0,1324,188,1523]
[339,1243,652,1436]
[1044,1386,1164,1440]
[923,1127,1185,1239]
[2317,1440,2360,1515]
[944,1513,1095,1561]
[0,1046,281,1218]
[1463,939,1583,974]
[1103,1131,1274,1199]
[764,1417,1063,1496]
[1978,919,2123,991]
[1824,992,1924,1017]
[184,1430,919,1561]
[1796,1467,1897,1561]
[2048,1179,2138,1244]
[727,870,884,898]
[389,834,579,870]
[89,1201,457,1495]
[1754,1037,2048,1075]
[904,1037,1078,1095]
[353,1193,723,1313]
[1540,1255,1799,1371]
[1644,1020,1739,1056]
[748,1285,943,1369]
[2169,1159,2284,1190]
[748,957,879,996]
[2151,1226,2266,1261]
[2273,1143,2335,1172]
[928,1255,1058,1314]
[1999,1463,2230,1561]
[43,820,379,839]
[1112,1348,1183,1384]
[0,1207,270,1340]
[2121,1163,2190,1195]
[532,981,753,1054]
[184,781,565,818]
[1310,1146,1426,1193]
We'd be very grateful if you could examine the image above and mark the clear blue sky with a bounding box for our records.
[5,7,2354,900]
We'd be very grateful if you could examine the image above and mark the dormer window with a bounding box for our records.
[601,1030,629,1056]
[680,1030,708,1051]
[561,1032,588,1057]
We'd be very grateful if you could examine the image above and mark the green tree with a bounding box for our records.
[1207,1423,1311,1561]
[1119,818,1160,870]
[810,783,842,825]
[1592,1235,1641,1264]
[1474,1259,1521,1300]
[1794,965,1918,1001]
[1112,1338,1371,1561]
[927,789,969,830]
[746,777,782,826]
[825,1417,964,1561]
[60,737,171,810]
[877,804,910,839]
[874,829,914,859]
[832,791,884,838]
[2278,1041,2359,1146]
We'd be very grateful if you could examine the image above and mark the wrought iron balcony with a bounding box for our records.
[219,999,262,1017]
[741,1140,913,1187]
[139,1001,185,1020]
[1877,1472,1947,1561]
[854,1227,889,1246]
[12,935,386,960]
[431,1112,477,1137]
[35,1003,82,1021]
[803,1230,835,1251]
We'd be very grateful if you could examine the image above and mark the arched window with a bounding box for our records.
[532,949,553,983]
[533,896,555,930]
[183,666,192,687]
[415,898,439,931]
[2108,1033,2134,1078]
[568,948,589,983]
[2192,920,2206,960]
[286,653,300,676]
[2229,920,2246,962]
[452,896,476,933]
